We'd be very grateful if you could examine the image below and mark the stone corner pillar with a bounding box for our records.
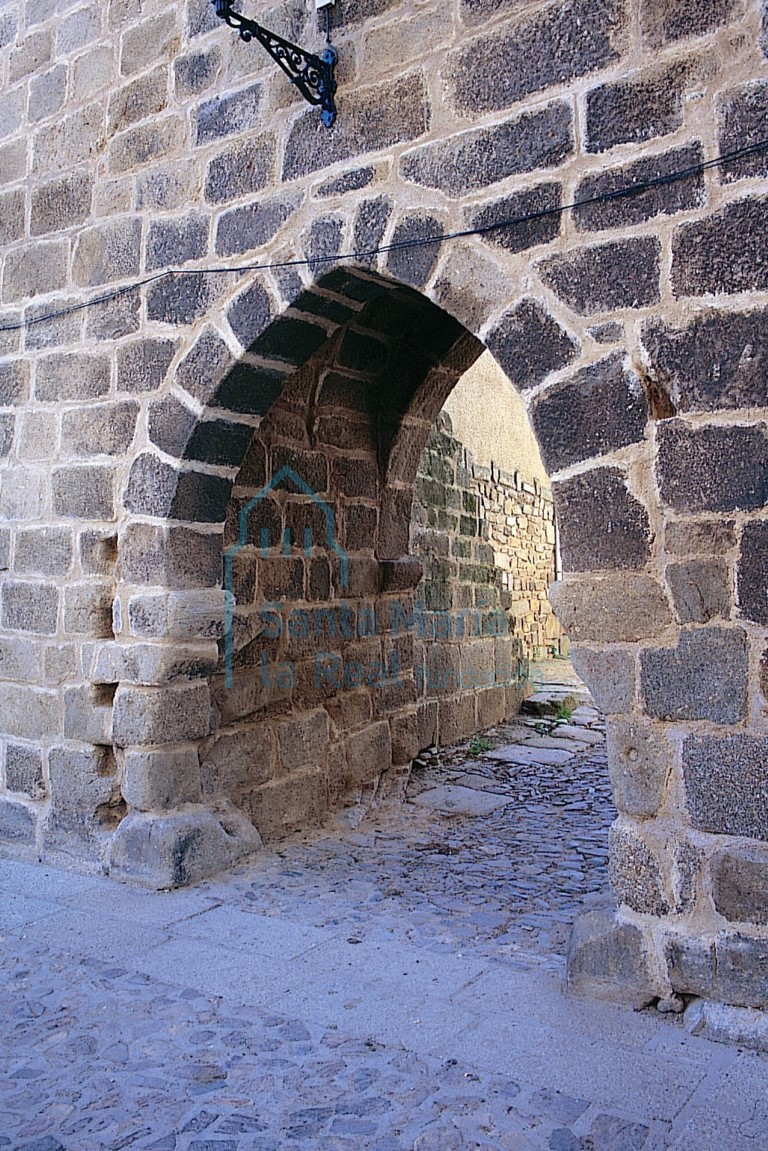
[108,801,262,889]
[565,902,661,1008]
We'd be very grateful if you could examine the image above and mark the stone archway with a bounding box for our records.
[93,252,768,1011]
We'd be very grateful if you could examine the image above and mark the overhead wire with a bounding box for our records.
[1,136,767,334]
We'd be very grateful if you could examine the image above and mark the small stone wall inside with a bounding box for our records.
[412,410,566,668]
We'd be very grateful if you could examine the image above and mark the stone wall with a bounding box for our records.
[412,411,565,666]
[1,0,768,1009]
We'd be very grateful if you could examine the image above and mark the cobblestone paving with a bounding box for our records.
[1,669,764,1150]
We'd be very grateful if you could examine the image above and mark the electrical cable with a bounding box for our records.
[1,136,767,334]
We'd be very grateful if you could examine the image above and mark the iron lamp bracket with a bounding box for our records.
[210,0,338,127]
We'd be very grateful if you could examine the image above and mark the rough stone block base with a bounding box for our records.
[108,802,261,888]
[566,904,658,1007]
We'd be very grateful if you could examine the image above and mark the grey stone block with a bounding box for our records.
[14,527,73,577]
[656,421,768,513]
[146,214,208,271]
[72,218,142,288]
[540,238,661,315]
[52,465,116,520]
[145,272,227,326]
[485,299,578,391]
[108,805,260,888]
[34,351,110,402]
[738,520,768,624]
[204,135,275,204]
[549,575,672,643]
[570,647,635,714]
[0,360,29,405]
[641,0,738,47]
[195,82,263,145]
[642,310,768,413]
[0,683,60,739]
[122,746,203,810]
[0,798,36,844]
[63,582,114,637]
[446,0,625,114]
[116,337,179,394]
[1,580,58,635]
[470,182,562,254]
[0,188,24,246]
[566,904,658,1006]
[672,197,768,297]
[642,626,747,724]
[3,239,68,301]
[712,845,768,926]
[5,744,45,799]
[386,213,443,289]
[283,71,429,181]
[718,81,768,182]
[609,823,669,916]
[400,103,572,197]
[111,682,213,746]
[201,725,276,796]
[61,400,139,458]
[554,468,651,571]
[606,718,671,819]
[585,58,705,153]
[665,933,715,998]
[174,46,221,100]
[532,355,648,474]
[214,193,300,257]
[667,559,730,623]
[30,172,92,237]
[683,734,768,841]
[574,144,705,231]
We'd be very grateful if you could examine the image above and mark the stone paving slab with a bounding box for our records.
[484,745,575,767]
[410,785,513,816]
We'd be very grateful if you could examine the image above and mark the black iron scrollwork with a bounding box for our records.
[210,0,337,127]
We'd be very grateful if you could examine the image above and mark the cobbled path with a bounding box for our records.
[1,667,765,1150]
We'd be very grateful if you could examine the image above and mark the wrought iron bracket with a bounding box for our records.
[210,0,338,127]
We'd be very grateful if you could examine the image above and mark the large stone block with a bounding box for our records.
[738,521,768,625]
[400,102,572,197]
[718,82,768,182]
[122,746,203,811]
[574,144,704,231]
[672,197,768,297]
[711,846,768,926]
[31,174,93,237]
[531,355,648,474]
[146,215,208,272]
[344,720,392,788]
[14,527,73,577]
[246,767,330,841]
[205,134,275,204]
[1,580,58,635]
[656,421,768,513]
[283,71,429,181]
[540,238,661,315]
[570,647,635,714]
[195,82,263,146]
[641,626,747,724]
[485,299,578,391]
[667,520,736,559]
[0,798,36,845]
[35,351,111,402]
[666,559,730,624]
[201,725,276,796]
[554,467,651,572]
[585,58,707,153]
[470,182,562,254]
[72,218,142,287]
[446,0,626,114]
[277,709,330,772]
[118,523,223,590]
[116,338,179,395]
[52,465,116,520]
[609,823,669,916]
[47,745,118,851]
[112,682,213,746]
[641,0,738,47]
[642,310,768,413]
[683,735,768,841]
[61,400,139,458]
[549,575,672,643]
[89,639,218,685]
[566,904,658,1006]
[606,717,671,818]
[109,805,260,888]
[5,744,45,799]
